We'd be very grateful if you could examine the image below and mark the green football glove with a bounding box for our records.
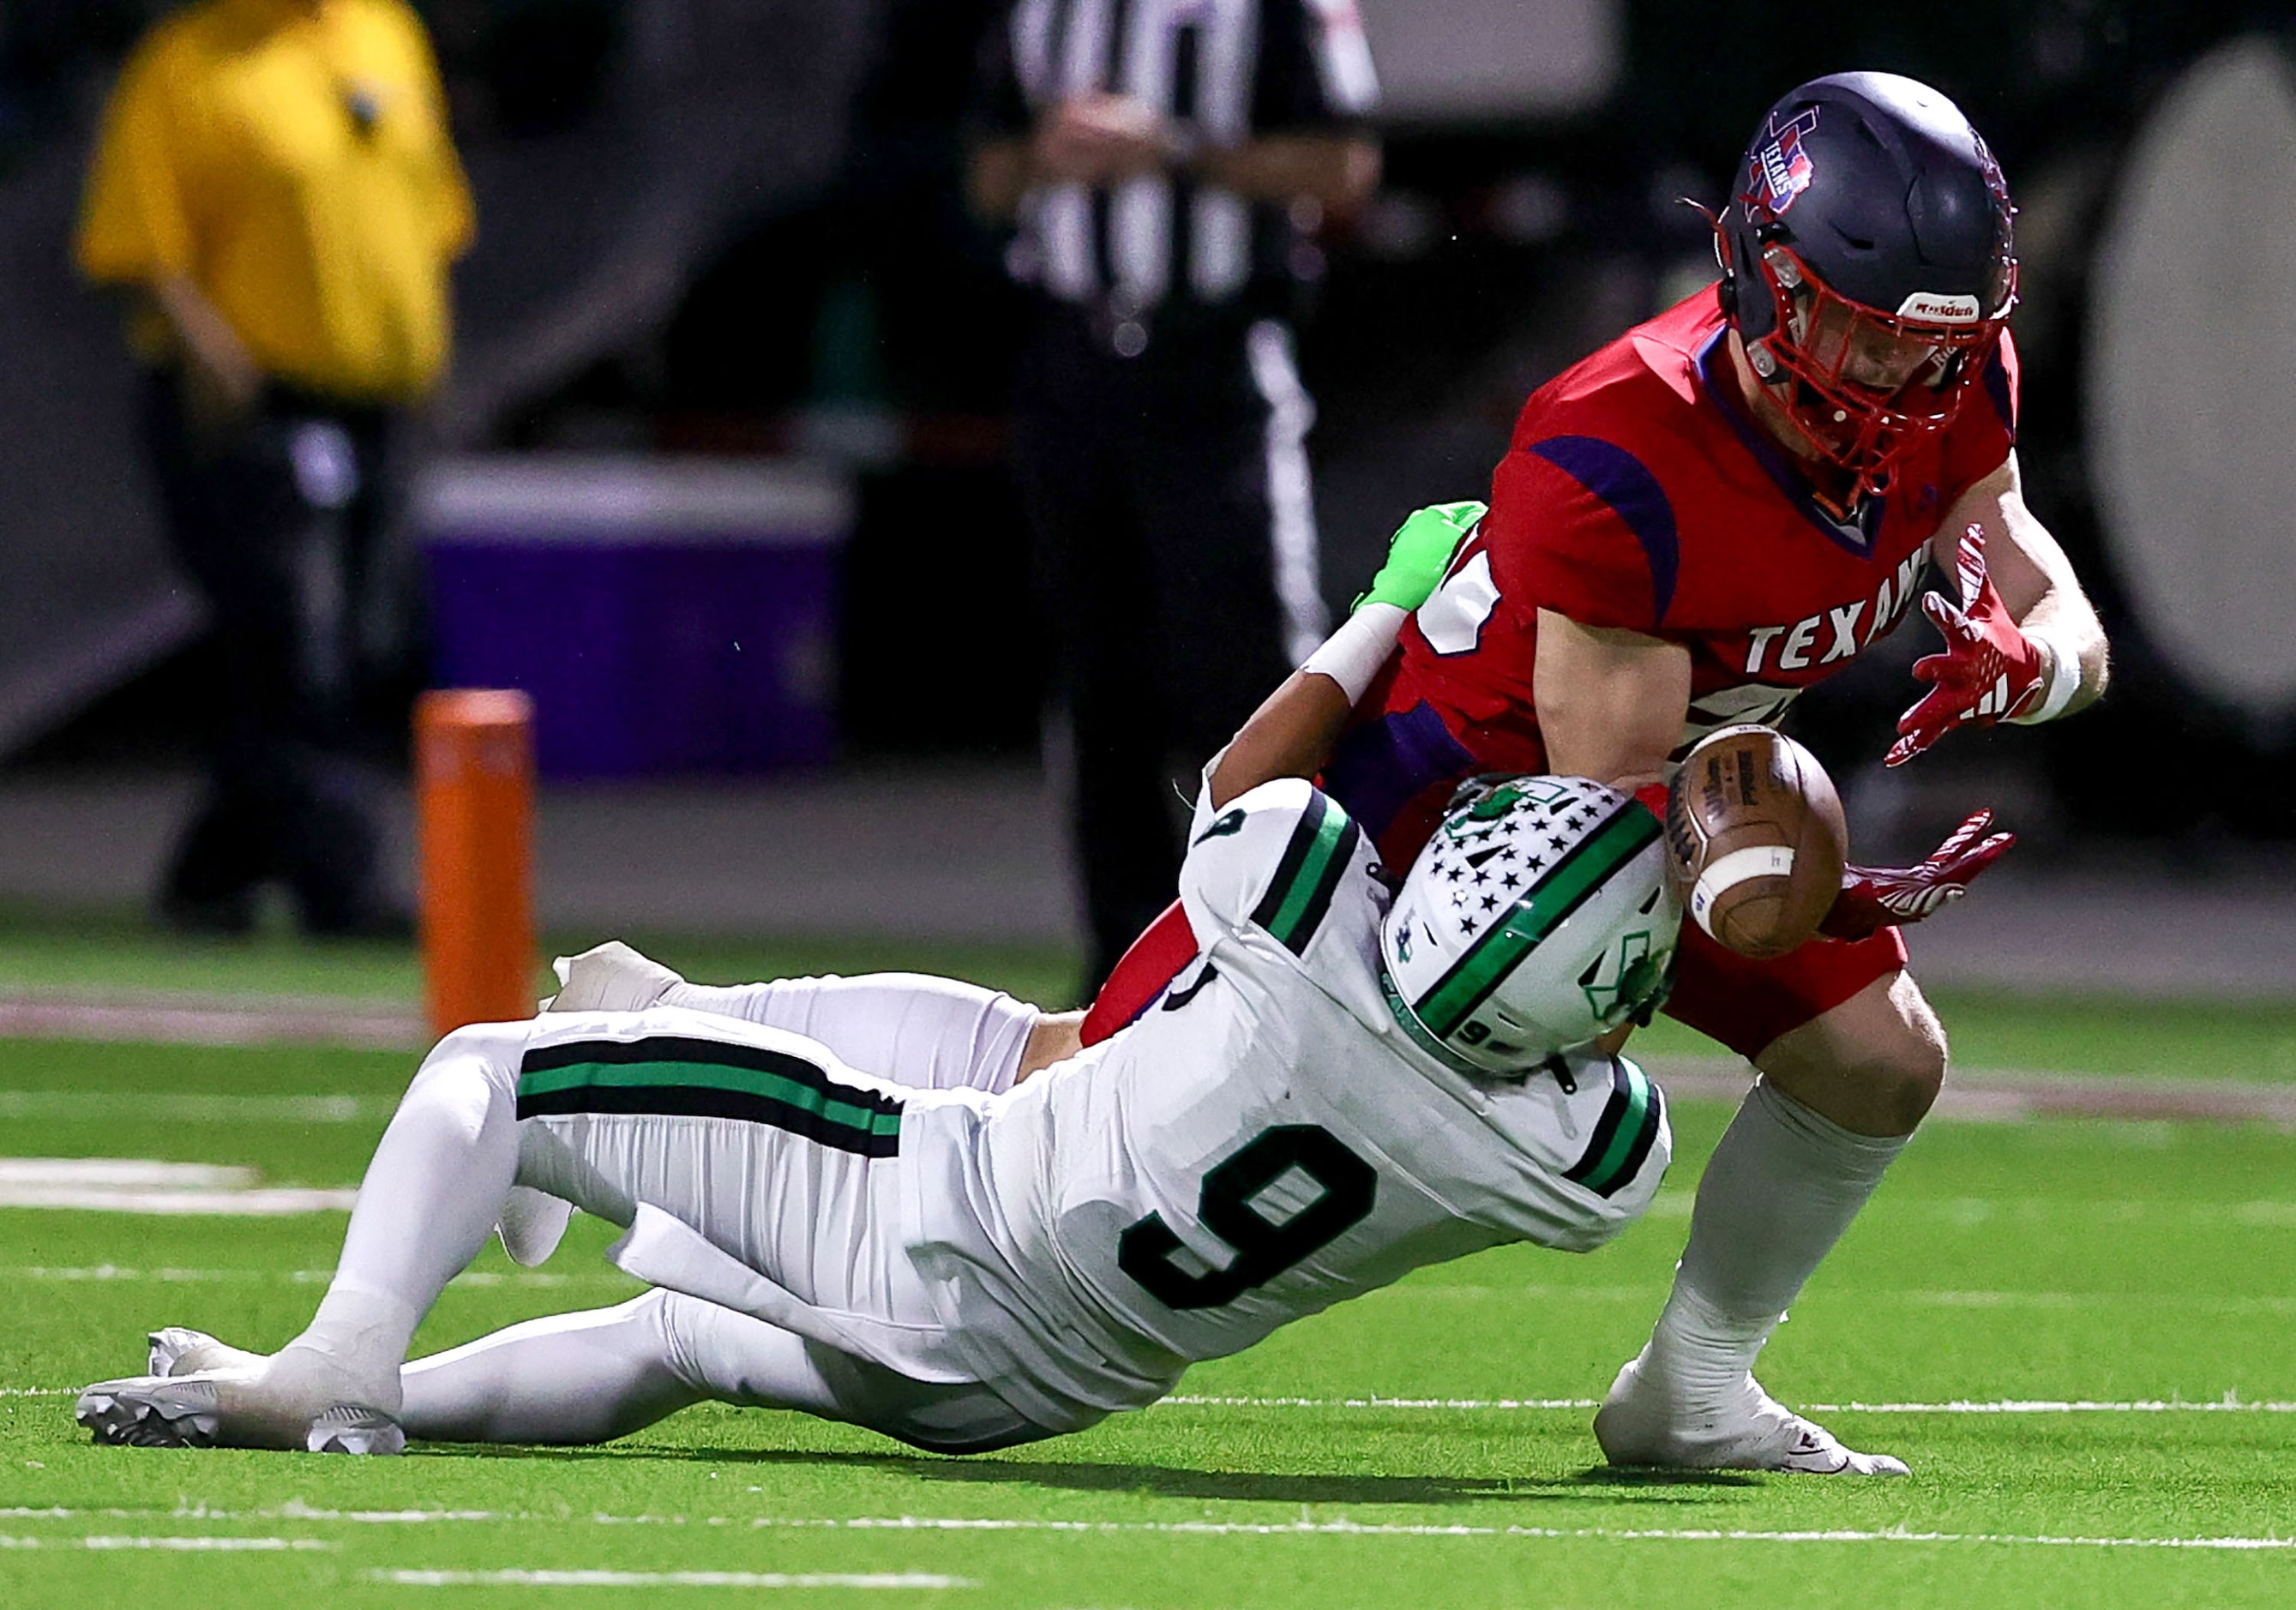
[1353,500,1487,613]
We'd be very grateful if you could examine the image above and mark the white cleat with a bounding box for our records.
[1594,1355,1908,1476]
[78,1345,403,1456]
[540,940,685,1014]
[147,1326,262,1379]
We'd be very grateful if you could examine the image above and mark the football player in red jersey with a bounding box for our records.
[1083,72,2110,1475]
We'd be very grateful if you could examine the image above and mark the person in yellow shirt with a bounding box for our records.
[79,0,473,936]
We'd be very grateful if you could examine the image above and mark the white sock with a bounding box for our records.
[400,1289,838,1445]
[665,973,1037,1093]
[285,1031,524,1409]
[1640,1078,1907,1406]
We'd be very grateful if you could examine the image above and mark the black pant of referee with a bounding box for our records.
[142,372,406,936]
[1014,301,1322,986]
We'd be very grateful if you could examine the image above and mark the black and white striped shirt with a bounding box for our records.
[979,0,1379,317]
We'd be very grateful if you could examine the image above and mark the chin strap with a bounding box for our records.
[1377,960,1482,1075]
[1376,959,1544,1083]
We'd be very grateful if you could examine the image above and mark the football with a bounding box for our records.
[1664,724,1848,959]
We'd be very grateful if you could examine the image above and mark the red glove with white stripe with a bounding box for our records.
[1819,809,2016,940]
[1885,525,2046,767]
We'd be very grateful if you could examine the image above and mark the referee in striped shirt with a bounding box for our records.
[970,0,1379,987]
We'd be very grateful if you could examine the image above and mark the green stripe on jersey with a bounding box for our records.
[1577,1062,1656,1197]
[1415,807,1661,1038]
[1250,791,1356,952]
[516,1059,904,1142]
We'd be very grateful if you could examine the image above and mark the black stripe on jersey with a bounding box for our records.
[1562,1058,1663,1198]
[1281,816,1360,955]
[517,1036,905,1158]
[1251,786,1330,928]
[1606,1083,1666,1199]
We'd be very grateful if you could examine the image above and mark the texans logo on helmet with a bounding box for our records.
[1754,108,1820,213]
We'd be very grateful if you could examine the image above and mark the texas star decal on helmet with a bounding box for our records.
[1379,777,1680,1074]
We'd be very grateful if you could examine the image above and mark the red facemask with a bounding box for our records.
[1734,235,2016,502]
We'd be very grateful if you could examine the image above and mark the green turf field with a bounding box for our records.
[3,987,2295,1609]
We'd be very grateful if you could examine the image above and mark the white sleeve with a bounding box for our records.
[1179,777,1364,955]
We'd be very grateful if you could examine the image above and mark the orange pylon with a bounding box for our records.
[416,689,536,1037]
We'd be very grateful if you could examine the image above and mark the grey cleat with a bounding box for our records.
[540,940,685,1014]
[78,1347,404,1456]
[1594,1354,1909,1477]
[147,1326,262,1379]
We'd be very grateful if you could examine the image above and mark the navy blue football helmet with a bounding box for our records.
[1716,72,2017,496]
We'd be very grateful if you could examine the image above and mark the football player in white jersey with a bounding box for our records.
[76,515,1692,1463]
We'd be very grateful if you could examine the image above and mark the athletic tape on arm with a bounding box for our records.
[1300,602,1407,705]
[2006,620,2084,725]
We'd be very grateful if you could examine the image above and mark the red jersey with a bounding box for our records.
[1325,285,2018,859]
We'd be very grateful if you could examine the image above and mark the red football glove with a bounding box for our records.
[1885,525,2045,767]
[1819,809,2016,940]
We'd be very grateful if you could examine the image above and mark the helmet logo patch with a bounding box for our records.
[1894,291,1982,324]
[1754,108,1820,214]
[1579,930,1665,1024]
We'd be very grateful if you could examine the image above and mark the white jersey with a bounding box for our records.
[900,778,1672,1433]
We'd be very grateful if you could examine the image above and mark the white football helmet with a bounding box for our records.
[1379,775,1680,1074]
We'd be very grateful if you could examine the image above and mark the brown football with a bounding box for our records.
[1664,724,1848,960]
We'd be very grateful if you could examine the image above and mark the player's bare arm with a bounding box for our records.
[1209,500,1486,808]
[1530,612,1694,795]
[1933,454,2111,713]
[1208,670,1355,809]
[1885,454,2111,767]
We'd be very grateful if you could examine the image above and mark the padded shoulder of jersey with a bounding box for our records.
[1517,289,1722,456]
[1181,778,1365,957]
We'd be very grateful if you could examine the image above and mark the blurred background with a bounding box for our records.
[0,0,2291,1012]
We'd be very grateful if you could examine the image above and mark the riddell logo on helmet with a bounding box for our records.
[1896,291,1982,323]
[1755,108,1820,213]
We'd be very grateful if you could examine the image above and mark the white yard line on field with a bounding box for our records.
[0,1183,358,1214]
[0,1534,333,1552]
[0,1090,378,1124]
[745,1516,2296,1552]
[0,1265,633,1289]
[371,1570,974,1589]
[5,1505,2292,1555]
[0,1156,356,1214]
[1157,1393,2296,1415]
[0,992,422,1051]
